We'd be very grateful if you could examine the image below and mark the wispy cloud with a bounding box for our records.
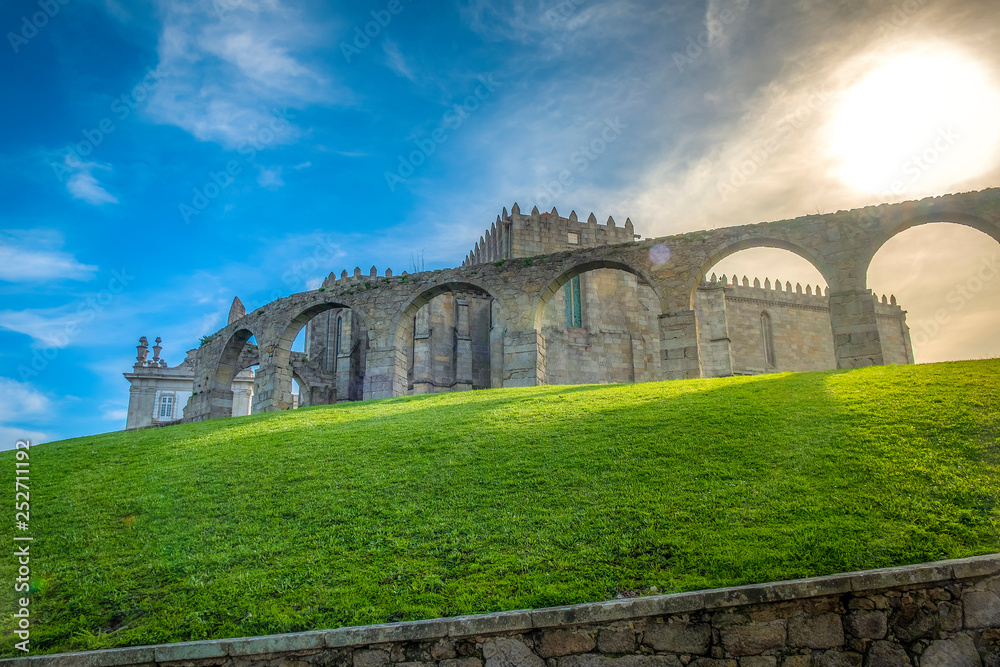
[147,0,348,147]
[63,159,118,205]
[0,230,98,283]
[0,378,52,424]
[382,39,417,82]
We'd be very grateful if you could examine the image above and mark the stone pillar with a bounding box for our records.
[829,289,884,368]
[252,346,294,412]
[411,307,433,394]
[502,330,545,387]
[454,299,473,391]
[659,309,700,380]
[363,347,399,399]
[697,287,734,378]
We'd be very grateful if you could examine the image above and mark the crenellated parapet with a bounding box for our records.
[463,203,638,266]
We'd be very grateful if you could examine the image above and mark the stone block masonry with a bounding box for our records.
[7,553,999,666]
[175,188,999,422]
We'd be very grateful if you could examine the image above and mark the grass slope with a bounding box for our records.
[2,360,999,656]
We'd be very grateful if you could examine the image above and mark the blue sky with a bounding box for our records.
[3,0,1000,447]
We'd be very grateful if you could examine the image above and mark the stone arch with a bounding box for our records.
[533,258,664,385]
[865,212,1000,274]
[255,299,367,412]
[532,259,663,331]
[691,237,829,309]
[391,280,508,395]
[206,326,260,419]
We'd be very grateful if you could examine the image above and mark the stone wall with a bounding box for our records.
[541,269,660,385]
[12,554,999,667]
[693,277,912,378]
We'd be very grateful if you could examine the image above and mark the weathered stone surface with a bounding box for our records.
[781,656,812,667]
[921,636,982,667]
[719,620,786,656]
[845,610,886,639]
[535,630,596,658]
[865,641,911,667]
[353,649,390,667]
[432,639,458,660]
[597,629,636,654]
[738,657,776,667]
[788,613,844,648]
[642,622,711,655]
[890,605,936,642]
[441,658,483,667]
[965,590,1000,628]
[558,655,682,667]
[818,650,862,667]
[483,639,545,667]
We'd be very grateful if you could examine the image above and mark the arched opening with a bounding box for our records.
[269,302,366,411]
[395,282,501,395]
[536,261,661,385]
[867,222,1000,363]
[212,328,260,418]
[700,247,833,377]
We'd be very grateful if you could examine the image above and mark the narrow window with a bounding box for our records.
[158,395,174,419]
[564,275,582,328]
[335,316,343,372]
[760,312,776,368]
[504,223,513,258]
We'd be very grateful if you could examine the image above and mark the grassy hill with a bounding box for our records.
[2,360,999,657]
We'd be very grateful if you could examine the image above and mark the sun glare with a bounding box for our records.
[828,46,1000,198]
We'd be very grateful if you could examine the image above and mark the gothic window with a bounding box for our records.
[564,275,582,328]
[158,395,174,419]
[760,311,776,368]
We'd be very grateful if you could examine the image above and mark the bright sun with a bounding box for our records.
[828,46,1000,198]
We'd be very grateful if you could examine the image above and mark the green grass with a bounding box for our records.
[2,360,999,656]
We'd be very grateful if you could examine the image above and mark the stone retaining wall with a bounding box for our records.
[4,554,999,667]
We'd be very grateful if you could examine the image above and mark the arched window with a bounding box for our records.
[760,311,776,369]
[564,275,582,328]
[335,316,343,371]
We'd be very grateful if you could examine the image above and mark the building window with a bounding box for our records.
[567,231,579,245]
[564,275,582,328]
[158,395,174,419]
[336,316,343,354]
[760,311,776,368]
[504,224,513,258]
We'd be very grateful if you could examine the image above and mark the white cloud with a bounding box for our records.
[382,39,417,82]
[0,307,96,349]
[0,231,98,282]
[257,166,284,188]
[0,426,49,451]
[0,379,52,424]
[147,0,347,147]
[102,408,129,421]
[64,159,118,205]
